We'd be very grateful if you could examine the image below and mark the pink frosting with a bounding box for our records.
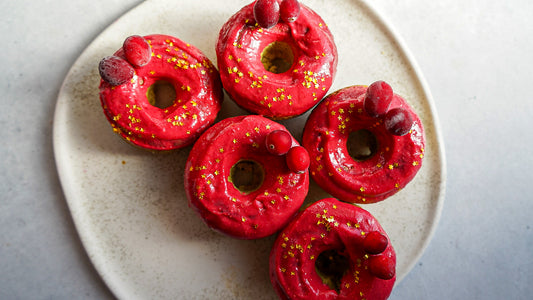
[185,115,309,239]
[270,198,396,300]
[303,85,425,203]
[99,34,223,151]
[216,1,337,119]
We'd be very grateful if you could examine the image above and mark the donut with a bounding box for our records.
[184,115,309,239]
[99,34,223,151]
[215,0,338,119]
[269,198,396,300]
[302,85,425,203]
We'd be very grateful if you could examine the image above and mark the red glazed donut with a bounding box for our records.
[99,34,223,151]
[216,0,338,119]
[184,115,309,239]
[302,85,425,203]
[269,198,396,300]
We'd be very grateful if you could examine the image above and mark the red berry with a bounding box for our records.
[266,130,292,155]
[280,0,301,23]
[384,107,414,136]
[254,0,280,29]
[123,35,152,68]
[286,146,310,173]
[363,231,389,255]
[98,56,134,86]
[368,255,395,280]
[364,81,393,117]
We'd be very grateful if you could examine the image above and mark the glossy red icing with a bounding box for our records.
[99,34,223,151]
[269,198,396,300]
[216,1,337,119]
[302,86,425,203]
[184,115,309,239]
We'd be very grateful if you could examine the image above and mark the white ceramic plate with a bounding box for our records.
[53,0,446,299]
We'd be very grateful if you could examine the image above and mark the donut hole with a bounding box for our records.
[146,80,177,109]
[347,129,378,161]
[261,42,294,74]
[229,160,265,194]
[315,249,350,294]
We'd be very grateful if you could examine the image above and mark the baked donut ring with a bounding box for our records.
[184,115,309,239]
[99,34,223,151]
[216,1,337,119]
[302,85,425,203]
[269,198,396,300]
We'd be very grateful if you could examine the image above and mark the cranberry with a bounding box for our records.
[253,0,280,29]
[280,0,301,23]
[384,107,414,136]
[98,56,134,86]
[364,81,393,118]
[123,35,152,68]
[363,231,389,255]
[266,130,292,155]
[286,146,310,173]
[368,255,395,280]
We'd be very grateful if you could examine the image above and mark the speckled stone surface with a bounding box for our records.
[2,0,532,299]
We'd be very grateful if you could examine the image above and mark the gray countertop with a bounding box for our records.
[1,0,532,299]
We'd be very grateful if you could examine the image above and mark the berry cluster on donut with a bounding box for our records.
[184,115,310,239]
[216,0,338,119]
[98,34,223,151]
[270,198,396,300]
[302,83,425,203]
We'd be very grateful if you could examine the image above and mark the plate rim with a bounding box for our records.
[359,0,447,283]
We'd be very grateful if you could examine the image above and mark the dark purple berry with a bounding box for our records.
[254,0,280,29]
[364,81,394,118]
[280,0,301,23]
[98,56,134,86]
[384,107,414,136]
[123,35,152,68]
